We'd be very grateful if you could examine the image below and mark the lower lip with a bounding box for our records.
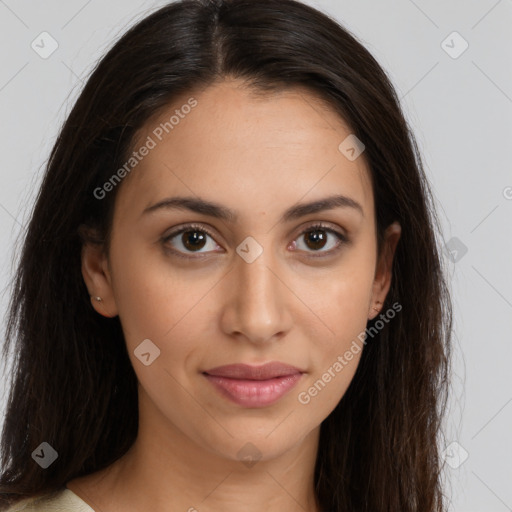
[203,373,303,407]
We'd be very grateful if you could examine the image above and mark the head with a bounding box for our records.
[0,1,452,511]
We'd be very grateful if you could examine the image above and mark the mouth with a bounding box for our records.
[202,362,305,408]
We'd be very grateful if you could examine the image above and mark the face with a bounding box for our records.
[82,79,400,463]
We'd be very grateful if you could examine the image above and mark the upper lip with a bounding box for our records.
[203,362,304,380]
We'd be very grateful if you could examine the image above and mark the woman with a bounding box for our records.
[0,0,452,511]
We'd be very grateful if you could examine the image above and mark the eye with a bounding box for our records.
[161,222,348,259]
[161,223,221,258]
[291,222,348,257]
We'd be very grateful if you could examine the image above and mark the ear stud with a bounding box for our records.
[372,300,382,312]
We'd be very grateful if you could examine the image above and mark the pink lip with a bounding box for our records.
[203,362,304,407]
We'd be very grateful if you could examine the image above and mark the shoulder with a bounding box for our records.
[3,489,94,512]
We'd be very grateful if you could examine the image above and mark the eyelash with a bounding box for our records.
[161,222,348,260]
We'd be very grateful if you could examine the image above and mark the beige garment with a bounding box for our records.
[4,489,95,512]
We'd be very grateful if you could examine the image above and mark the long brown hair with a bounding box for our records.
[0,1,452,510]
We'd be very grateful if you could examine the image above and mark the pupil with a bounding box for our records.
[305,230,327,250]
[183,231,206,251]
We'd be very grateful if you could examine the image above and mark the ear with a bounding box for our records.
[368,221,401,320]
[79,226,118,318]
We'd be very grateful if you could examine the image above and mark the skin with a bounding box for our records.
[69,79,401,512]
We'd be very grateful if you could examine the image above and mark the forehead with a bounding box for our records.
[115,80,374,224]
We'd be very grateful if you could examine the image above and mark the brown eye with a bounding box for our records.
[303,229,328,251]
[161,222,348,260]
[180,230,208,251]
[293,223,348,257]
[162,224,220,257]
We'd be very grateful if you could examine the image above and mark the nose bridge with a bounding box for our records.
[236,234,279,294]
[238,249,277,302]
[221,236,291,343]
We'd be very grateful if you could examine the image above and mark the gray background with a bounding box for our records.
[0,0,511,510]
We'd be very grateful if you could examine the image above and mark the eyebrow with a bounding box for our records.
[141,194,364,223]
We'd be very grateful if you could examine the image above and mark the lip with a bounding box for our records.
[203,362,305,408]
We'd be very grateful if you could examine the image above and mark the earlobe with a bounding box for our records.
[368,221,401,319]
[80,234,118,318]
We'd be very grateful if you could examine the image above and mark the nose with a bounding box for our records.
[219,246,294,345]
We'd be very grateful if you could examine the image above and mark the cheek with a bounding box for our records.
[301,237,375,403]
[114,271,209,356]
[313,238,376,340]
[108,238,186,348]
[110,254,206,413]
[109,241,222,383]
